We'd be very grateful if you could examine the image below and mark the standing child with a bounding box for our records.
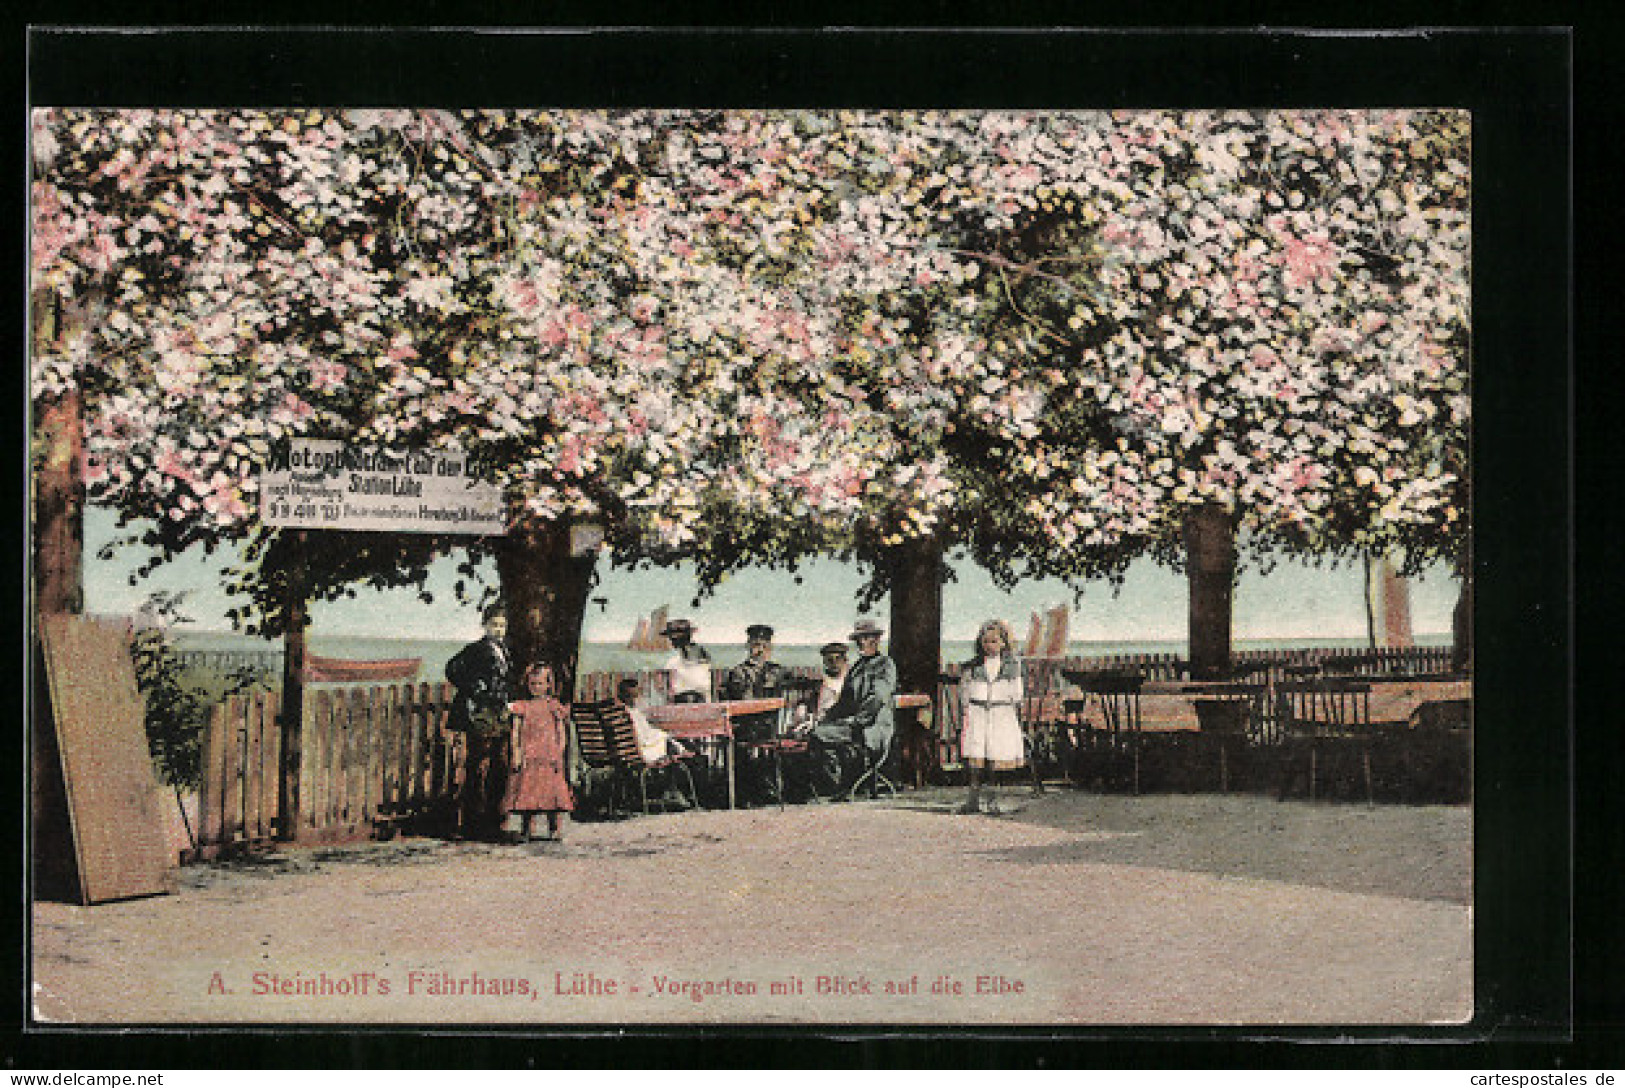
[502,663,574,843]
[958,619,1026,815]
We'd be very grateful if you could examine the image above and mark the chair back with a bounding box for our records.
[1277,678,1372,736]
[1410,697,1471,732]
[597,700,649,767]
[1078,670,1144,735]
[572,701,615,769]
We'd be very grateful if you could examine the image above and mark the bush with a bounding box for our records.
[127,592,265,789]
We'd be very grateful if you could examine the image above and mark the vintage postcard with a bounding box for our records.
[22,28,1566,1041]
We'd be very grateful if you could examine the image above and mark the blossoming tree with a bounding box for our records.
[32,106,1469,779]
[760,109,1470,684]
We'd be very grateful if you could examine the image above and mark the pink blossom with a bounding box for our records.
[1279,233,1340,286]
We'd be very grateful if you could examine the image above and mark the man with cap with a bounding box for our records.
[721,625,790,728]
[662,618,712,703]
[445,604,514,839]
[812,642,851,718]
[721,624,791,804]
[802,620,897,798]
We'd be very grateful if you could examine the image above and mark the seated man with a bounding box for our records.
[617,677,696,808]
[662,618,712,703]
[720,624,793,804]
[800,620,896,799]
[720,624,789,742]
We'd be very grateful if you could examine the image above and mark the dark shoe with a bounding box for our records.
[955,800,981,815]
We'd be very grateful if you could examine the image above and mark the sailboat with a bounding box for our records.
[1041,604,1071,659]
[626,605,673,652]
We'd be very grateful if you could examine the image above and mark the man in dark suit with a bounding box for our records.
[445,605,513,840]
[802,619,897,798]
[721,623,792,805]
[721,623,790,740]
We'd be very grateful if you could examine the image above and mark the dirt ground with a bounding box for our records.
[30,788,1471,1027]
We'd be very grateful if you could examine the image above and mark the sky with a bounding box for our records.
[82,506,1460,646]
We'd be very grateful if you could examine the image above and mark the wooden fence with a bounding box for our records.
[177,648,285,676]
[189,645,1460,858]
[194,681,457,859]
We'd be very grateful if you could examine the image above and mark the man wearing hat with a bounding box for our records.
[721,624,792,804]
[721,625,790,715]
[445,604,514,839]
[803,620,897,797]
[812,642,851,718]
[661,618,712,704]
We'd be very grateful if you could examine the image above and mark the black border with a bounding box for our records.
[12,22,1581,1070]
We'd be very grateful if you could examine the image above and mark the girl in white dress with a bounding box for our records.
[958,619,1026,815]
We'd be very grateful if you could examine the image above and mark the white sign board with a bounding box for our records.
[259,438,506,535]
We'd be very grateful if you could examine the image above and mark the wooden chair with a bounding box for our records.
[1065,670,1145,794]
[935,672,966,777]
[1400,697,1472,803]
[1275,678,1377,804]
[597,700,699,814]
[1175,681,1269,792]
[844,726,898,802]
[569,700,625,816]
[1017,658,1063,795]
[734,698,808,809]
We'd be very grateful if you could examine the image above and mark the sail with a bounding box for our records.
[1042,605,1071,659]
[1025,613,1043,657]
[627,617,651,650]
[628,605,673,652]
[647,605,671,651]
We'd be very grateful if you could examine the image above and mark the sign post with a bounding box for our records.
[277,529,308,841]
[260,439,505,841]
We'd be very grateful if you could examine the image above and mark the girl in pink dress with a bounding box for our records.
[503,663,574,842]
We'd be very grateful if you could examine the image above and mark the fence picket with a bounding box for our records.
[388,684,407,813]
[220,695,244,845]
[308,690,330,833]
[340,688,360,828]
[242,691,264,842]
[199,701,227,855]
[362,688,382,824]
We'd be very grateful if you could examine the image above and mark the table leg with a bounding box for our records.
[726,737,736,810]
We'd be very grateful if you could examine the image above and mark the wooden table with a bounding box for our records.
[1361,678,1472,726]
[646,697,785,810]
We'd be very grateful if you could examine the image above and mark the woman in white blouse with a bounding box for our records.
[958,619,1026,815]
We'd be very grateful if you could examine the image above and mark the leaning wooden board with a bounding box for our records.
[37,614,175,904]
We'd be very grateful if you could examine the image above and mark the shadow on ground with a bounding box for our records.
[890,786,1470,905]
[180,788,1469,907]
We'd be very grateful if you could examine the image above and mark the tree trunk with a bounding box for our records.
[35,391,85,616]
[1363,553,1378,650]
[887,534,944,787]
[494,518,598,699]
[1378,558,1414,648]
[277,530,308,841]
[33,292,83,618]
[1184,503,1236,686]
[1451,573,1473,674]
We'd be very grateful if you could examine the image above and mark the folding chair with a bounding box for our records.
[845,727,898,801]
[1017,659,1059,795]
[569,700,622,816]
